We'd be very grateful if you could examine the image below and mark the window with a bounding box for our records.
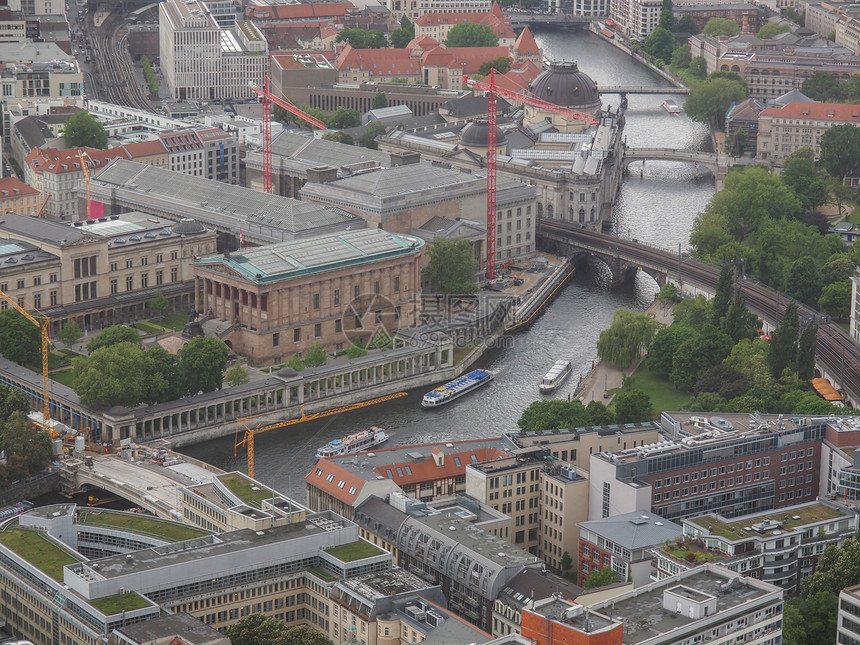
[50,291,57,306]
[110,278,118,294]
[49,273,57,283]
[314,324,322,338]
[335,319,342,333]
[333,289,340,306]
[33,276,41,286]
[313,293,320,310]
[273,333,280,347]
[33,294,41,308]
[141,257,148,266]
[394,276,400,292]
[354,285,360,299]
[156,270,163,285]
[171,267,178,282]
[294,328,301,343]
[16,279,24,289]
[374,281,379,295]
[141,273,148,288]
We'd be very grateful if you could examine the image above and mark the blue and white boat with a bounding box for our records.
[315,427,389,459]
[421,369,494,408]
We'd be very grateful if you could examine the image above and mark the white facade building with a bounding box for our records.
[611,0,662,39]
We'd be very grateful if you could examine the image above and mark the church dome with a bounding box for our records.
[459,119,507,148]
[171,218,207,235]
[529,61,600,110]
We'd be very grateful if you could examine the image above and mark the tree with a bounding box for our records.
[802,537,860,597]
[87,324,141,353]
[597,309,659,370]
[684,77,746,129]
[424,238,478,295]
[583,566,619,589]
[843,74,860,102]
[560,551,573,574]
[58,319,84,349]
[0,309,41,365]
[721,291,759,343]
[62,110,108,149]
[784,256,823,307]
[322,131,354,145]
[819,280,852,320]
[335,28,388,49]
[585,400,615,425]
[689,56,707,78]
[304,342,327,367]
[693,364,749,400]
[478,56,511,75]
[820,124,860,179]
[444,22,498,47]
[283,625,333,645]
[226,614,290,645]
[391,15,415,47]
[711,264,734,325]
[703,17,739,36]
[225,362,250,387]
[614,388,653,423]
[517,399,590,431]
[709,70,747,93]
[828,176,856,218]
[73,342,149,408]
[782,598,807,645]
[144,345,184,403]
[0,412,52,480]
[328,107,361,129]
[644,26,674,63]
[711,166,802,240]
[801,71,842,102]
[670,324,734,391]
[181,336,230,395]
[670,45,692,68]
[768,302,799,379]
[733,128,748,157]
[658,9,676,31]
[150,290,170,318]
[357,121,387,150]
[372,91,388,109]
[273,101,327,130]
[796,320,818,380]
[723,338,775,391]
[783,593,838,645]
[781,147,827,211]
[676,15,698,33]
[0,386,31,419]
[820,255,855,285]
[647,324,697,378]
[757,22,793,39]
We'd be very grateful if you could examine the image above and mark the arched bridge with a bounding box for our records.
[623,147,722,172]
[536,221,860,406]
[505,11,596,28]
[599,87,689,95]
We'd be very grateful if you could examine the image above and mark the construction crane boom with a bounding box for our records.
[463,75,600,125]
[0,291,51,427]
[35,193,52,218]
[250,75,327,194]
[77,150,91,221]
[485,69,497,280]
[234,391,408,478]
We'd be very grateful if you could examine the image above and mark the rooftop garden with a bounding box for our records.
[0,528,82,581]
[662,538,728,565]
[79,510,209,542]
[326,541,385,562]
[218,473,275,509]
[89,592,152,615]
[689,504,846,540]
[309,566,337,582]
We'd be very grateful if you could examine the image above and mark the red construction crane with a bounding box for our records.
[35,193,51,218]
[463,72,600,279]
[250,75,327,194]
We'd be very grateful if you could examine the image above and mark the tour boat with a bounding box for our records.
[539,359,573,393]
[315,427,389,459]
[421,369,494,408]
[663,99,682,114]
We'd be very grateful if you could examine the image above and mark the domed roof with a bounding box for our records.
[459,119,507,148]
[171,218,206,235]
[276,366,300,378]
[529,61,600,109]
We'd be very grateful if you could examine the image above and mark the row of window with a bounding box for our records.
[110,268,179,294]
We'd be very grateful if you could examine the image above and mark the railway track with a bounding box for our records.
[538,220,860,403]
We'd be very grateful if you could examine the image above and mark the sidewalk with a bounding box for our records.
[576,299,675,405]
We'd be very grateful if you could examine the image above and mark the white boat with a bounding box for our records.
[663,99,682,114]
[539,359,573,393]
[421,369,494,408]
[315,427,389,459]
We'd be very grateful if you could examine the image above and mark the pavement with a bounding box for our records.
[576,299,675,406]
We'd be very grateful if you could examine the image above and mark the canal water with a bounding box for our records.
[178,29,716,499]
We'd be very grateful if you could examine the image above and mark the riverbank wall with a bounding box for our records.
[589,23,686,88]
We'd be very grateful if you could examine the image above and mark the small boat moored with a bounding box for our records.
[316,427,389,459]
[421,369,494,408]
[539,359,573,393]
[663,99,682,114]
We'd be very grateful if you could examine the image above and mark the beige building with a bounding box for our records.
[0,212,215,333]
[0,176,40,215]
[757,101,860,163]
[836,14,860,54]
[193,228,425,366]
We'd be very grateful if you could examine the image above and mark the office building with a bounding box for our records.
[655,500,857,596]
[157,127,240,184]
[675,3,763,33]
[492,566,583,637]
[0,42,83,101]
[757,101,860,163]
[838,584,860,645]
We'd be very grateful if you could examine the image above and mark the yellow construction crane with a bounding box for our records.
[77,149,90,221]
[234,392,408,479]
[0,290,51,431]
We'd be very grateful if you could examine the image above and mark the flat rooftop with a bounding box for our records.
[337,568,432,601]
[688,502,850,540]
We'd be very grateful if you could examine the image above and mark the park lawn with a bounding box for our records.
[620,364,690,416]
[134,321,164,334]
[48,351,71,370]
[51,369,75,389]
[153,313,190,331]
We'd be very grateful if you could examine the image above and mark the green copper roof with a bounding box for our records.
[195,228,424,284]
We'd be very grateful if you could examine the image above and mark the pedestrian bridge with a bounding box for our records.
[599,86,689,94]
[622,147,722,172]
[505,12,595,28]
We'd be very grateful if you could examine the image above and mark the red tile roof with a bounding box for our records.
[25,147,130,175]
[335,44,422,76]
[120,139,167,158]
[371,446,509,487]
[760,101,860,121]
[443,46,510,74]
[306,460,372,505]
[0,177,39,197]
[245,2,351,20]
[415,2,514,39]
[513,26,540,55]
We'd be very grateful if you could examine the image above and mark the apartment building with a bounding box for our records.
[655,500,857,596]
[306,439,510,520]
[757,101,860,163]
[836,13,860,54]
[676,2,764,33]
[610,0,662,40]
[588,412,826,522]
[0,42,83,101]
[0,177,40,215]
[577,511,682,587]
[414,3,515,46]
[0,212,214,332]
[838,584,860,645]
[157,127,240,184]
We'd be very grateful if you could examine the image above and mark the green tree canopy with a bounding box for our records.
[703,17,739,36]
[87,324,141,353]
[671,44,692,68]
[597,309,659,369]
[322,131,354,145]
[658,9,676,31]
[560,551,573,573]
[424,238,478,294]
[801,71,843,102]
[757,21,794,39]
[372,91,388,109]
[144,345,184,404]
[357,121,387,149]
[784,256,823,306]
[0,385,31,420]
[150,290,169,318]
[819,280,852,319]
[644,26,675,62]
[614,388,653,423]
[58,319,84,349]
[73,342,150,408]
[283,625,333,645]
[783,593,838,645]
[820,124,860,179]
[820,255,855,285]
[226,614,289,645]
[711,263,734,325]
[0,309,41,365]
[0,411,52,481]
[723,337,775,392]
[444,22,498,47]
[796,320,818,380]
[676,15,698,33]
[688,56,707,77]
[781,147,827,211]
[327,107,361,129]
[684,77,746,129]
[225,362,250,387]
[335,28,388,48]
[647,324,697,378]
[768,301,799,379]
[517,399,591,431]
[802,537,860,597]
[583,567,620,589]
[479,56,511,75]
[62,110,108,149]
[181,337,230,395]
[670,324,734,391]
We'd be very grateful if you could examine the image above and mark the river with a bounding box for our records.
[178,29,716,499]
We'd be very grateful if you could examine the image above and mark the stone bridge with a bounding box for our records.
[599,87,689,94]
[505,11,595,28]
[622,147,729,187]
